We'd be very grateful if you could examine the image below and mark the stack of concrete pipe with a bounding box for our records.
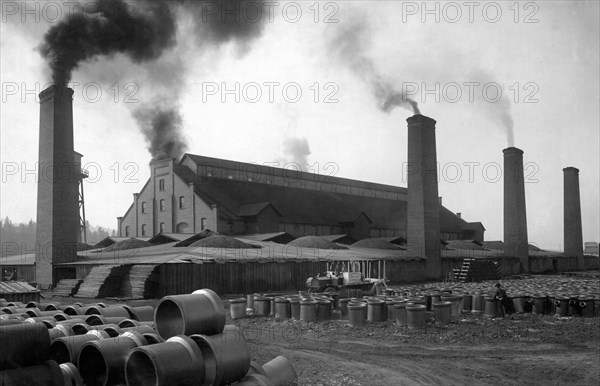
[2,289,296,385]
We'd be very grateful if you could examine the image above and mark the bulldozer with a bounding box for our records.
[306,270,386,297]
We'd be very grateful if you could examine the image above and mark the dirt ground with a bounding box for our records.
[39,280,600,386]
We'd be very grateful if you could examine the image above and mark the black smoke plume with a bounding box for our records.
[39,0,177,86]
[328,16,420,115]
[134,107,187,161]
[39,0,269,159]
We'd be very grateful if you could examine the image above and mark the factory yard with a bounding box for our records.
[239,311,600,386]
[19,272,596,386]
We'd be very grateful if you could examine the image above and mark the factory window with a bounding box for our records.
[159,179,165,191]
[160,222,165,233]
[141,202,147,214]
[125,226,130,237]
[179,196,185,209]
[176,222,189,233]
[160,199,165,212]
[201,218,207,231]
[141,224,147,236]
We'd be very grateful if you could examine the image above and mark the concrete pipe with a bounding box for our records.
[122,325,157,335]
[253,296,270,317]
[50,331,108,364]
[394,302,408,327]
[245,361,267,377]
[87,324,123,338]
[129,306,155,322]
[155,289,225,340]
[189,325,251,386]
[235,374,276,386]
[299,299,318,322]
[230,298,247,320]
[142,333,165,344]
[274,298,291,319]
[23,317,57,329]
[433,301,452,324]
[0,360,64,386]
[78,331,148,386]
[84,315,108,326]
[316,299,332,321]
[62,305,82,316]
[5,302,25,307]
[71,323,91,335]
[288,297,301,320]
[119,319,141,328]
[125,335,204,386]
[347,303,367,326]
[367,299,386,322]
[0,322,51,369]
[261,356,297,386]
[60,362,84,386]
[44,303,61,311]
[405,304,426,329]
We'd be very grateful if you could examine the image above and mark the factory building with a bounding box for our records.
[116,153,485,243]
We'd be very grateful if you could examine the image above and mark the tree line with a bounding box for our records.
[0,217,115,257]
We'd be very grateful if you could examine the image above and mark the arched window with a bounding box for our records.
[125,226,130,237]
[160,222,165,233]
[141,202,147,214]
[159,179,165,191]
[201,218,207,231]
[159,199,165,212]
[176,222,189,233]
[179,196,185,209]
[141,224,147,236]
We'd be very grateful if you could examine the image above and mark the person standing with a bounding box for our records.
[494,283,512,318]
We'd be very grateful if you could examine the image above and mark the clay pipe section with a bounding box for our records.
[50,331,109,364]
[78,331,148,386]
[189,325,251,386]
[125,335,204,386]
[155,289,226,340]
[0,322,51,369]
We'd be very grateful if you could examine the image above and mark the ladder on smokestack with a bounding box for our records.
[78,167,89,244]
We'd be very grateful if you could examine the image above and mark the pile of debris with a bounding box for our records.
[1,290,297,385]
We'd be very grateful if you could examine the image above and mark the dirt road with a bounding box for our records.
[236,313,600,385]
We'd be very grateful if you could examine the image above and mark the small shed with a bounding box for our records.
[0,281,41,303]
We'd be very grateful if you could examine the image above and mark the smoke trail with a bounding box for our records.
[328,16,420,115]
[282,138,311,171]
[133,107,187,160]
[470,69,515,146]
[38,0,270,159]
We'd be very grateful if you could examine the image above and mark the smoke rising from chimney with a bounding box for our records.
[328,16,420,115]
[133,107,187,161]
[282,137,312,172]
[38,0,269,160]
[470,69,515,146]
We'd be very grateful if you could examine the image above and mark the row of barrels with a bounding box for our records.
[230,288,599,330]
[229,293,461,328]
[1,291,296,386]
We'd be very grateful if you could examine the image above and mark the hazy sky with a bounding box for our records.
[1,1,598,249]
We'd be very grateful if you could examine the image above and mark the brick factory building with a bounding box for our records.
[116,153,485,243]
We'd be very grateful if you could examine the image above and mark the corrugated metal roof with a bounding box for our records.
[0,254,35,265]
[0,281,39,294]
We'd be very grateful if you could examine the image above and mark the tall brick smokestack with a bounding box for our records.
[503,147,529,271]
[563,167,584,268]
[406,115,441,279]
[35,86,79,287]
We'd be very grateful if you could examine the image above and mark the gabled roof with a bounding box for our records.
[238,202,282,217]
[237,232,296,244]
[148,233,195,245]
[0,281,40,295]
[92,237,150,249]
[174,164,407,230]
